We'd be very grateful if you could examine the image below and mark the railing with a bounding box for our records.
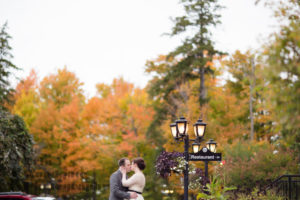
[266,175,300,200]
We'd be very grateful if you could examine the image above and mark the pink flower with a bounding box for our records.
[220,160,226,166]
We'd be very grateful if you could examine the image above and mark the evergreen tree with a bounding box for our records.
[0,22,18,108]
[161,0,223,106]
[0,22,34,191]
[0,110,34,191]
[170,0,223,102]
[145,0,223,144]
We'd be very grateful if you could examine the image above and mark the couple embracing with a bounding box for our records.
[109,157,146,200]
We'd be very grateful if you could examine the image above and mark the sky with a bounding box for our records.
[0,0,277,97]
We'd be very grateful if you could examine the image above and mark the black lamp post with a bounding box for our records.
[40,182,51,195]
[204,139,217,177]
[40,184,44,194]
[169,117,207,200]
[46,183,52,195]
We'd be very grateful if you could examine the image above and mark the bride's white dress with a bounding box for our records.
[122,171,145,200]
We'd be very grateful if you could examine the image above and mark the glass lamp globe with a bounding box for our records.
[176,117,188,136]
[170,123,178,139]
[206,139,217,153]
[193,119,206,138]
[192,142,201,153]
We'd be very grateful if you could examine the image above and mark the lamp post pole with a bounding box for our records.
[204,161,208,178]
[184,135,189,200]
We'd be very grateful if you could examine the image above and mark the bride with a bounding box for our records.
[120,157,146,200]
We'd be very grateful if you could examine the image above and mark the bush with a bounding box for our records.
[235,188,284,200]
[216,141,298,192]
[197,176,236,200]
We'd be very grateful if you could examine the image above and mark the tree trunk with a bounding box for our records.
[249,58,255,141]
[199,66,206,106]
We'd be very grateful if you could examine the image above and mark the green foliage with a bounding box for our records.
[263,13,300,151]
[197,176,236,200]
[13,90,40,128]
[0,109,34,191]
[216,141,298,192]
[236,188,284,200]
[145,0,224,114]
[169,0,224,105]
[145,0,225,149]
[222,50,273,140]
[142,146,165,200]
[0,22,18,107]
[3,0,300,197]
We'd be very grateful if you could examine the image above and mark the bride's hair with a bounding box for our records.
[133,157,146,170]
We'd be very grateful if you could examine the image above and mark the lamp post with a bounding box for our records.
[46,183,52,195]
[40,184,44,194]
[162,189,174,199]
[170,117,207,200]
[161,184,174,200]
[203,139,217,178]
[170,117,221,200]
[40,182,52,196]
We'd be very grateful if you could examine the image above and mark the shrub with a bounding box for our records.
[216,141,298,192]
[197,176,236,200]
[235,188,284,200]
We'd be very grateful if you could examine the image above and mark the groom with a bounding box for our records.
[109,158,138,200]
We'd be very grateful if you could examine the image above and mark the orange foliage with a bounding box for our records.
[39,67,84,107]
[14,69,38,98]
[14,69,153,196]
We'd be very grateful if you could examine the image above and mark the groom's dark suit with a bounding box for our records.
[109,170,130,200]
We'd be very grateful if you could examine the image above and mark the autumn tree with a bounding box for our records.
[24,73,158,198]
[221,51,273,141]
[89,78,159,199]
[11,70,40,128]
[39,67,84,108]
[28,68,85,196]
[262,0,300,151]
[94,78,154,156]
